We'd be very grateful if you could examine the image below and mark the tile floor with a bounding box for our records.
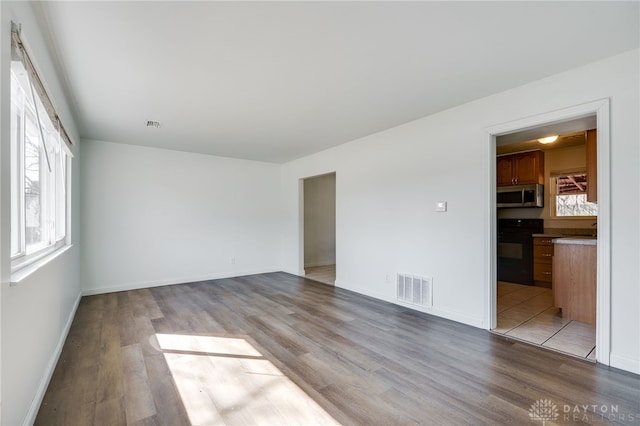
[493,281,596,360]
[304,264,336,286]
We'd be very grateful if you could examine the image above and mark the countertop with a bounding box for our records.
[552,236,597,246]
[532,233,565,238]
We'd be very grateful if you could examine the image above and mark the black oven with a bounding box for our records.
[497,219,543,285]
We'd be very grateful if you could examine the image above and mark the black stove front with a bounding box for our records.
[497,219,543,285]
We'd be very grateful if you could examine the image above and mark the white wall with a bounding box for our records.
[304,173,336,268]
[0,5,5,422]
[280,49,640,374]
[80,140,282,294]
[0,2,82,425]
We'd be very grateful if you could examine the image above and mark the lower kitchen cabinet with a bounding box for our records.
[533,237,554,287]
[553,241,597,325]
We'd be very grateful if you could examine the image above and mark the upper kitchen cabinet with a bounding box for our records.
[586,129,597,203]
[497,150,545,187]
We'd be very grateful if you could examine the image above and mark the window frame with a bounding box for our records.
[549,167,597,220]
[10,58,72,275]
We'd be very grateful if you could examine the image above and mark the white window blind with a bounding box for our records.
[11,22,73,149]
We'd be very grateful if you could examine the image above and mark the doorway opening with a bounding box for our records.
[302,173,336,286]
[486,99,611,365]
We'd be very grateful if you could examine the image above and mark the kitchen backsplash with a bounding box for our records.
[544,227,597,236]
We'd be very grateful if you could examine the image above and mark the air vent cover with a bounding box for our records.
[397,273,432,308]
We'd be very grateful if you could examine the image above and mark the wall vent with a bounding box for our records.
[397,273,432,308]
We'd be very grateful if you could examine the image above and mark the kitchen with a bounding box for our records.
[492,116,598,360]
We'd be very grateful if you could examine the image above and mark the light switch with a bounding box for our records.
[435,201,447,212]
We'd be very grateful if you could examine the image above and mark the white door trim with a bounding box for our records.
[297,178,306,276]
[485,98,611,365]
[299,172,338,279]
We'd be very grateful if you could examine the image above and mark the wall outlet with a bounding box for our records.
[230,257,236,265]
[385,274,391,283]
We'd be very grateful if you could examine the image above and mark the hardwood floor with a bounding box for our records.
[36,273,639,425]
[304,264,336,286]
[494,282,596,360]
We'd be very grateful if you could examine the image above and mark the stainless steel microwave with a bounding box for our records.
[497,184,544,208]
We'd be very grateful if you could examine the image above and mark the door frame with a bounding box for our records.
[299,172,337,278]
[485,99,611,365]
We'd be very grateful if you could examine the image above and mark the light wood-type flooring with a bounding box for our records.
[304,264,336,286]
[36,273,638,425]
[493,281,596,360]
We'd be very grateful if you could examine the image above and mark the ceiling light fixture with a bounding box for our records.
[538,135,558,144]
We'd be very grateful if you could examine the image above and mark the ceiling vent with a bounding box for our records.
[145,120,161,128]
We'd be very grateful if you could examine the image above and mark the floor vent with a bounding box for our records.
[397,274,432,307]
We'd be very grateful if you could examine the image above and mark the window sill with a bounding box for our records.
[549,216,598,220]
[10,244,73,286]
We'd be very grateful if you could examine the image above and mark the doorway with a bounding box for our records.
[486,99,611,365]
[302,173,336,285]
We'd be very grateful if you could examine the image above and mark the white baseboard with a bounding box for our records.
[81,268,280,296]
[335,279,384,297]
[281,268,306,276]
[428,307,484,328]
[24,291,82,426]
[335,279,483,328]
[610,353,640,375]
[303,261,336,268]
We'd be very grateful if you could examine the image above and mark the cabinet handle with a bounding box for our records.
[543,272,552,275]
[543,254,552,257]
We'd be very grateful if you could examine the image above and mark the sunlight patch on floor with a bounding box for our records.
[156,333,339,425]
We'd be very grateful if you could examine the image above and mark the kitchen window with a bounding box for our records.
[550,170,597,218]
[10,25,73,274]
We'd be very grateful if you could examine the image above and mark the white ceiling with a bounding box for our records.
[35,1,639,163]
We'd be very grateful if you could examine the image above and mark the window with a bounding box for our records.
[550,171,597,218]
[10,26,72,271]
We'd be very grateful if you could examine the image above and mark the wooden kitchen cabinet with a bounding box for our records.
[533,237,554,287]
[586,129,597,203]
[497,151,545,187]
[496,155,515,186]
[553,242,596,325]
